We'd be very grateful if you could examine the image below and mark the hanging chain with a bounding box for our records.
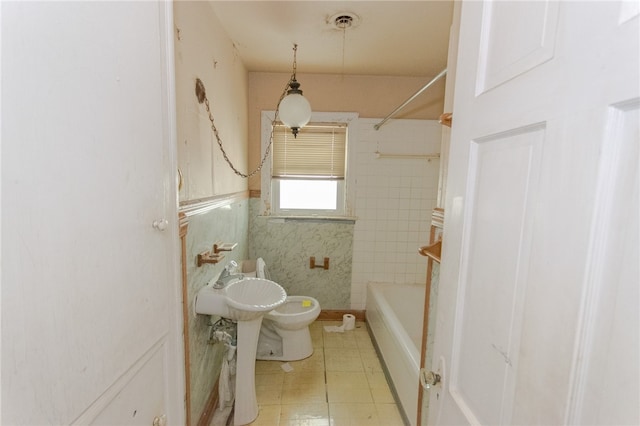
[197,44,299,178]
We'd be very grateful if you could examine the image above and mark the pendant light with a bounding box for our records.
[279,44,311,138]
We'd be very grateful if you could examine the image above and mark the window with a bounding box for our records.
[261,112,357,217]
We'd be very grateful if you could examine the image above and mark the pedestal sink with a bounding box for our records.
[194,277,287,425]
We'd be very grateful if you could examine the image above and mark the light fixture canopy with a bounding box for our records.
[278,45,311,138]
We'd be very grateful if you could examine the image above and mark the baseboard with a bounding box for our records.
[318,309,366,321]
[197,376,220,426]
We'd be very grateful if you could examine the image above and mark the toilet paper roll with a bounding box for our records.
[343,314,356,331]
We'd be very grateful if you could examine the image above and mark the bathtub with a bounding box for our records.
[366,282,425,426]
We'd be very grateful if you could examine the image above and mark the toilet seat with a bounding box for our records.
[265,296,320,328]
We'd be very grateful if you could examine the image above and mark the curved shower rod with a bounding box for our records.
[373,68,447,131]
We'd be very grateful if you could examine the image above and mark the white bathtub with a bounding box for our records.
[366,282,425,426]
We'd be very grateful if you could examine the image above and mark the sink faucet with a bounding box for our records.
[214,260,243,289]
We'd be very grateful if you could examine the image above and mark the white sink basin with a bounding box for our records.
[194,277,286,321]
[225,278,287,320]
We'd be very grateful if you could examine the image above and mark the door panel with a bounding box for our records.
[477,1,558,93]
[428,1,639,425]
[567,99,639,425]
[1,2,183,424]
[452,125,543,425]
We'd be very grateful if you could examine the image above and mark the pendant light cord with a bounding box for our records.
[196,45,299,178]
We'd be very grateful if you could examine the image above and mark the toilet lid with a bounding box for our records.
[256,257,271,280]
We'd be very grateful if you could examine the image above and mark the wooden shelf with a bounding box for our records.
[419,240,442,263]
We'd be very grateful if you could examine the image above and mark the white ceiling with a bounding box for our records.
[208,1,454,78]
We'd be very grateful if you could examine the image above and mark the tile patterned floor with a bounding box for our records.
[249,320,405,426]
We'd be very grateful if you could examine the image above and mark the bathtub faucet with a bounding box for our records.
[214,260,243,289]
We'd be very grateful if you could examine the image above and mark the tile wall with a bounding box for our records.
[350,119,441,309]
[184,200,249,422]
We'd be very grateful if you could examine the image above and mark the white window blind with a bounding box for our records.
[272,122,347,179]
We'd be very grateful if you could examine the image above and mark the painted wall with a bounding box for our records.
[175,2,249,202]
[173,2,250,422]
[247,72,446,191]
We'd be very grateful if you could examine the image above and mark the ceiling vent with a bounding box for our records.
[328,12,361,30]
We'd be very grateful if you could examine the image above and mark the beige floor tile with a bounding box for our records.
[289,349,325,372]
[364,371,388,388]
[283,370,325,387]
[310,320,325,330]
[365,371,395,404]
[281,381,327,404]
[280,403,329,421]
[310,321,324,339]
[326,372,373,403]
[256,383,283,405]
[352,323,369,336]
[311,332,324,348]
[323,332,359,349]
[370,385,395,404]
[325,347,360,357]
[329,402,378,420]
[325,356,364,373]
[355,337,376,352]
[281,418,330,426]
[326,371,369,387]
[360,353,383,375]
[255,372,284,387]
[251,405,281,426]
[375,403,405,426]
[312,334,324,349]
[356,336,378,355]
[325,348,364,371]
[327,387,370,405]
[334,418,379,426]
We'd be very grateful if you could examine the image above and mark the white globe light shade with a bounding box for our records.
[279,93,312,129]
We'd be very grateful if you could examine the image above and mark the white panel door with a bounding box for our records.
[427,1,639,425]
[2,2,184,425]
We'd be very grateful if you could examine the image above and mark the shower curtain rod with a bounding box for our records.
[373,68,447,131]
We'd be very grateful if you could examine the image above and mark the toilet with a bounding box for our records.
[253,258,321,361]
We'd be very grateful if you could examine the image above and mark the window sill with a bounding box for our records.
[259,215,357,224]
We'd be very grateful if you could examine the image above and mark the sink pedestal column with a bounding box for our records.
[234,316,262,425]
